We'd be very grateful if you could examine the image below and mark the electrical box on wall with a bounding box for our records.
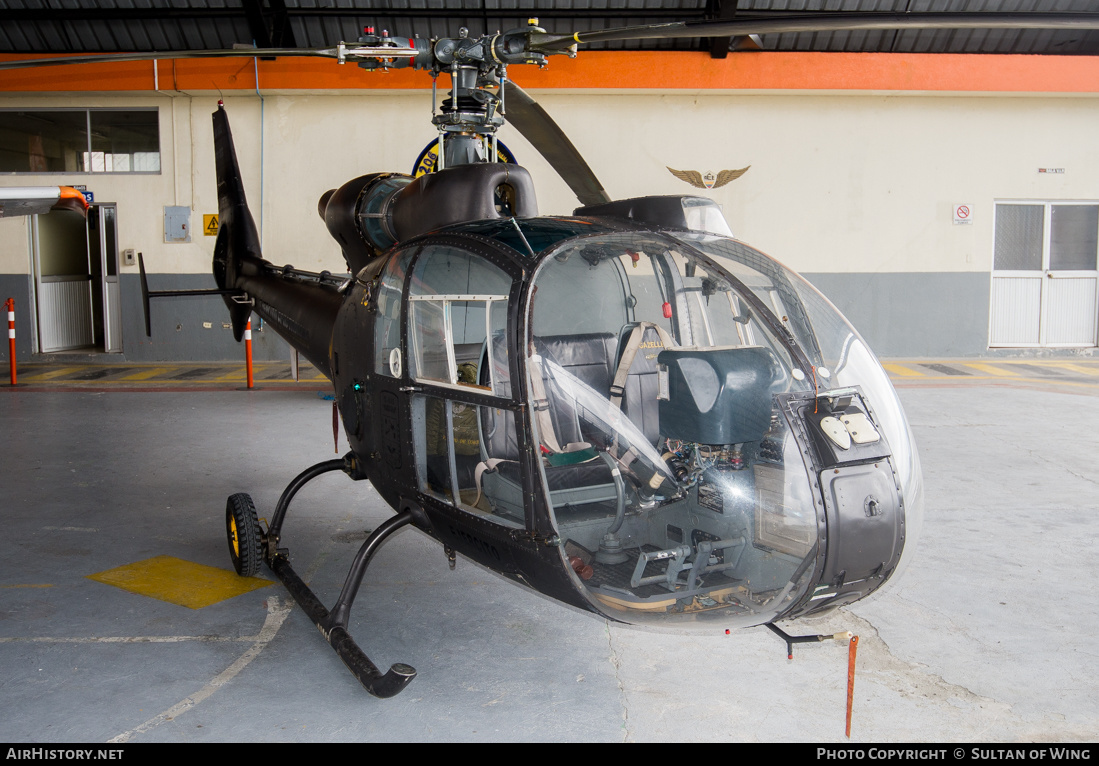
[122,249,136,266]
[164,206,191,243]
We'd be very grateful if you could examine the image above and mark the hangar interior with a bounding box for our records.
[1,1,1098,362]
[2,2,1099,745]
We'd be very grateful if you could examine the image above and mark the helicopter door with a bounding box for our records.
[404,245,521,527]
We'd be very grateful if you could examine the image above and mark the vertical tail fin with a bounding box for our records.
[212,103,262,342]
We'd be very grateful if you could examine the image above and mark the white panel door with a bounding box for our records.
[1045,274,1098,346]
[991,203,1098,348]
[990,275,1042,346]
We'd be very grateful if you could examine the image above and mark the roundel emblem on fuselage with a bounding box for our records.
[413,138,517,176]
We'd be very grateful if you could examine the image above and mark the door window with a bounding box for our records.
[407,246,510,395]
[406,245,520,527]
[373,249,415,377]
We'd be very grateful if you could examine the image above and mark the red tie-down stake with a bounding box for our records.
[846,635,860,738]
[5,297,15,386]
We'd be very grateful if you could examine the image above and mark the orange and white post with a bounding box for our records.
[244,319,254,389]
[5,298,15,385]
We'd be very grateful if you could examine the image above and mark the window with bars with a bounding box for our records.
[0,109,160,174]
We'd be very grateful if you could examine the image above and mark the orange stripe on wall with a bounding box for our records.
[1,51,1097,93]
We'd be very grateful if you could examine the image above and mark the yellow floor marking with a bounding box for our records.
[895,375,1008,382]
[882,363,925,377]
[963,362,1018,377]
[1052,362,1099,376]
[0,583,54,589]
[977,359,1039,366]
[87,555,270,609]
[1008,376,1099,390]
[19,366,81,380]
[119,367,170,381]
[893,375,1099,391]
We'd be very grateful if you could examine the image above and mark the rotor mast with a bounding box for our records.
[355,19,554,170]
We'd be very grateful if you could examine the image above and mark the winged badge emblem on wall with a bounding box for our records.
[667,166,750,189]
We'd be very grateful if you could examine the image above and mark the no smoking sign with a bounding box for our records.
[953,204,973,225]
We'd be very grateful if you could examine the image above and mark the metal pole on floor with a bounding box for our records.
[244,318,254,389]
[5,297,15,386]
[846,634,859,738]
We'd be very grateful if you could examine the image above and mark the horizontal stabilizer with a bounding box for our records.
[138,253,238,337]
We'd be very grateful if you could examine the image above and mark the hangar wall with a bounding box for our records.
[1,52,1097,361]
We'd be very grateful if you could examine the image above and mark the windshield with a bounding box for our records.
[518,233,824,626]
[492,229,925,625]
[673,232,924,585]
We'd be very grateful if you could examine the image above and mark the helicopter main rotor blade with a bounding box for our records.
[0,44,417,71]
[501,81,610,208]
[529,11,1099,53]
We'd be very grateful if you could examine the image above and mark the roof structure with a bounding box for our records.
[1,0,1098,58]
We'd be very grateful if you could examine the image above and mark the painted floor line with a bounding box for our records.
[963,362,1019,377]
[894,376,1099,391]
[1058,362,1099,376]
[107,596,292,744]
[18,367,81,381]
[0,634,254,644]
[881,363,925,377]
[119,367,170,381]
[0,584,54,590]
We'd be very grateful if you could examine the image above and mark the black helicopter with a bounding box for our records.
[7,11,1098,699]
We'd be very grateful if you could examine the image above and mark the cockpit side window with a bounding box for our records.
[405,245,522,528]
[407,245,510,396]
[374,248,415,378]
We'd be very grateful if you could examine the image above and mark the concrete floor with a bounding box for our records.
[1,368,1097,743]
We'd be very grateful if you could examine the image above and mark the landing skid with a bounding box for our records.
[225,454,417,698]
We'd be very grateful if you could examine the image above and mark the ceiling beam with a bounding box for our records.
[241,0,297,49]
[706,0,739,59]
[0,8,707,23]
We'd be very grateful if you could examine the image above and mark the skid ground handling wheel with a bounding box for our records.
[222,457,419,699]
[226,492,262,577]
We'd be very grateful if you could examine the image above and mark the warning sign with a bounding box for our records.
[953,204,972,225]
[203,214,219,236]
